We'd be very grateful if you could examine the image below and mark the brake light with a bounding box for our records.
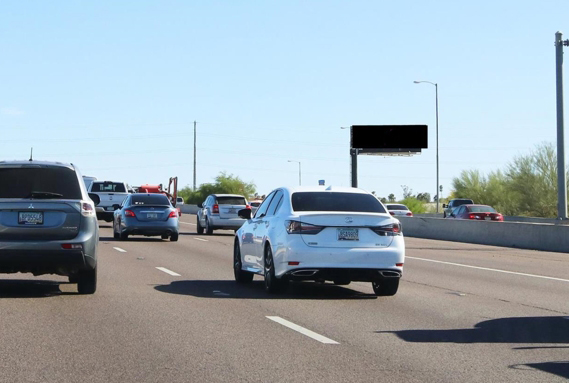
[406,212,413,216]
[125,210,136,217]
[496,214,504,221]
[285,220,325,235]
[389,211,395,215]
[212,204,219,214]
[288,261,300,266]
[245,204,251,210]
[62,244,83,250]
[80,201,96,217]
[469,214,476,220]
[169,210,178,218]
[372,222,402,236]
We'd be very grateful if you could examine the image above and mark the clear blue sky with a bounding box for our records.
[1,0,568,200]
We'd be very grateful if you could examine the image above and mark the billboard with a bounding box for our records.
[350,125,428,152]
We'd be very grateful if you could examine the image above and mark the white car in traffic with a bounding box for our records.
[233,186,405,296]
[385,203,413,217]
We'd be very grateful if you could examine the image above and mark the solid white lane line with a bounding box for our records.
[266,316,339,344]
[113,247,127,253]
[194,238,208,242]
[407,256,569,283]
[180,222,197,225]
[156,267,181,276]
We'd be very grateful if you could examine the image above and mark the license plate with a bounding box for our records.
[337,228,358,241]
[147,213,158,219]
[228,208,236,214]
[19,211,44,225]
[106,206,114,211]
[485,216,492,220]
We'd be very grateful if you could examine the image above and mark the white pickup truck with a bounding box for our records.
[88,181,132,222]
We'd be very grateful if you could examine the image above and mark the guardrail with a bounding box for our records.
[398,216,569,253]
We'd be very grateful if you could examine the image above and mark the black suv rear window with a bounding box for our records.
[216,197,246,205]
[0,166,82,199]
[131,194,171,206]
[91,182,126,192]
[292,192,387,213]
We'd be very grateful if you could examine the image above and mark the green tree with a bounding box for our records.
[450,143,563,217]
[416,192,431,202]
[178,172,256,204]
[388,193,396,202]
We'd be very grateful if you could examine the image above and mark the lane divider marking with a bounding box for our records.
[266,316,339,344]
[194,238,208,242]
[180,222,197,225]
[213,290,230,296]
[156,267,181,276]
[113,247,127,253]
[407,256,569,283]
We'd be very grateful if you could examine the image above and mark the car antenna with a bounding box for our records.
[29,147,33,162]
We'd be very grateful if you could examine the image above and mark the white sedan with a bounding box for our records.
[233,186,405,296]
[385,203,413,217]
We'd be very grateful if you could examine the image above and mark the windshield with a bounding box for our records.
[131,194,171,206]
[468,205,496,213]
[216,196,246,205]
[91,182,126,193]
[386,204,408,210]
[0,167,82,199]
[292,192,387,213]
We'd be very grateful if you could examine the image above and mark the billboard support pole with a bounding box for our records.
[351,148,358,188]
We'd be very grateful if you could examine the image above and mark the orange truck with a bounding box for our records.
[138,177,182,216]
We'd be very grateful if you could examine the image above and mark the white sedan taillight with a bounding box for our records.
[81,201,96,217]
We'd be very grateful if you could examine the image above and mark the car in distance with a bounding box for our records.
[88,180,131,222]
[233,186,405,296]
[249,199,263,215]
[385,203,413,217]
[113,193,179,241]
[0,160,99,294]
[446,204,504,221]
[176,197,185,206]
[196,194,250,235]
[442,198,474,218]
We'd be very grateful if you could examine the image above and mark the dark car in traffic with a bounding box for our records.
[0,161,99,294]
[113,193,179,241]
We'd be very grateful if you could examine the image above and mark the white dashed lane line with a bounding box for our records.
[407,256,569,283]
[155,267,181,276]
[266,316,339,344]
[180,222,196,225]
[194,238,208,242]
[113,247,127,253]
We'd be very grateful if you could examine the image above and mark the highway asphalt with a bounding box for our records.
[0,216,568,382]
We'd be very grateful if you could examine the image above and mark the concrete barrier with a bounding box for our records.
[398,216,569,253]
[180,204,200,215]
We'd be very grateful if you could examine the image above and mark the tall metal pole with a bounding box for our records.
[435,83,440,214]
[556,32,568,220]
[193,120,197,191]
[351,148,358,188]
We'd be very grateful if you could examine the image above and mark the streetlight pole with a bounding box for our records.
[288,160,301,185]
[193,120,197,190]
[555,32,568,220]
[414,80,440,213]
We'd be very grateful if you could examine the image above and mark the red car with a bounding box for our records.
[446,204,504,221]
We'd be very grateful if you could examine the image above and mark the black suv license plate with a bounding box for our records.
[19,211,44,225]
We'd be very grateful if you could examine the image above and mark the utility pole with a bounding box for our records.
[555,32,568,220]
[193,120,197,191]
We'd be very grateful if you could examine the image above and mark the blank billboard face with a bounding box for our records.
[351,125,428,150]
